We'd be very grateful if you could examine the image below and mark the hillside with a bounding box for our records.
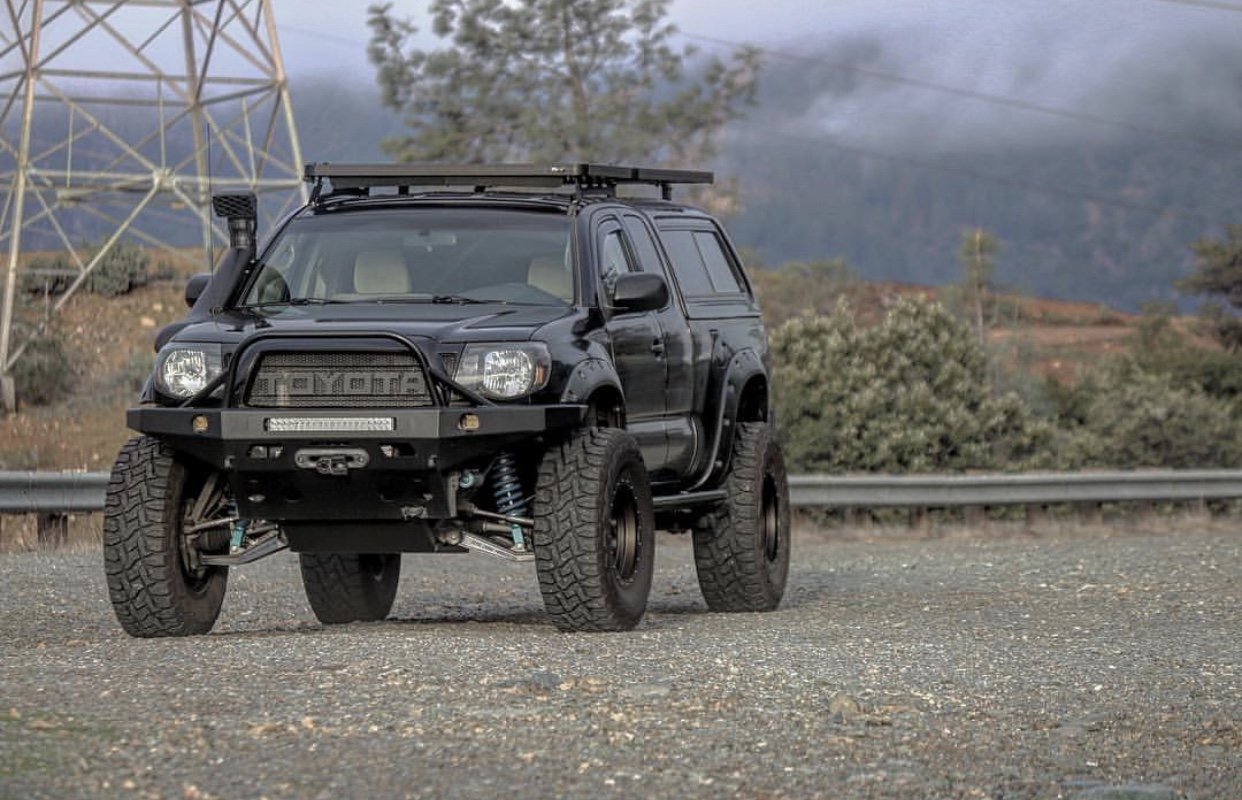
[0,280,186,471]
[0,268,1187,473]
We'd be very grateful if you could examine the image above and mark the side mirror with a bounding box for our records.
[185,272,211,308]
[611,272,668,313]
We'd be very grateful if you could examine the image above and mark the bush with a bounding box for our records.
[1145,348,1242,412]
[19,254,73,296]
[772,297,1049,473]
[85,240,148,296]
[12,330,72,406]
[1054,360,1242,469]
[1126,307,1242,411]
[17,241,151,298]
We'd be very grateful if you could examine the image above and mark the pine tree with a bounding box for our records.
[366,1,759,165]
[1179,224,1242,352]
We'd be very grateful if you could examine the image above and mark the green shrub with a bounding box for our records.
[1146,348,1242,412]
[772,297,1049,473]
[12,330,72,406]
[1056,360,1242,469]
[1126,308,1242,411]
[16,242,152,298]
[85,240,148,296]
[19,254,73,296]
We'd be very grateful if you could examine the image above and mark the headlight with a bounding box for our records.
[455,343,551,400]
[155,345,224,399]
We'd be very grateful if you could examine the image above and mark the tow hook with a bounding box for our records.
[294,448,369,475]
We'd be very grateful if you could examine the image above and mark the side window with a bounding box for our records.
[599,229,634,295]
[693,231,744,294]
[622,215,665,274]
[658,229,714,296]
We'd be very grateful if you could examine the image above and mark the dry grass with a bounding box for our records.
[0,279,188,470]
[0,513,103,554]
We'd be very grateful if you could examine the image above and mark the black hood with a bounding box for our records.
[165,302,577,348]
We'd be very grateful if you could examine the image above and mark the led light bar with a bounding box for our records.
[264,417,396,433]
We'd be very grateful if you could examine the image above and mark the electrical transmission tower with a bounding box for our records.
[0,0,305,410]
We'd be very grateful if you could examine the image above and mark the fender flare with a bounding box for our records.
[692,348,767,490]
[560,358,625,422]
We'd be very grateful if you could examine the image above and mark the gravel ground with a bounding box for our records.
[1,528,1238,799]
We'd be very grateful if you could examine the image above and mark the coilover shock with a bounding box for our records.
[489,451,528,549]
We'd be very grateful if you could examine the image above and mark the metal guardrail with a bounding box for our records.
[787,471,1242,508]
[0,471,109,515]
[2,470,1241,516]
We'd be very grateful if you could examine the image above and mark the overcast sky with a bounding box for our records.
[4,0,1239,159]
[272,0,1242,81]
[270,0,1242,151]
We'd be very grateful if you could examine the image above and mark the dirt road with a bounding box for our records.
[1,529,1238,798]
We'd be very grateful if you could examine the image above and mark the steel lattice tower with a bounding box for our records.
[0,0,305,409]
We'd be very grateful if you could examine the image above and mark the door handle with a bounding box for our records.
[650,339,666,357]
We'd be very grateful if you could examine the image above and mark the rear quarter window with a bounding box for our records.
[654,218,759,320]
[693,231,744,295]
[658,229,715,297]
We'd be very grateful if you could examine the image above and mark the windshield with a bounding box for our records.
[239,207,574,308]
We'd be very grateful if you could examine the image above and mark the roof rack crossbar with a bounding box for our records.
[303,162,713,203]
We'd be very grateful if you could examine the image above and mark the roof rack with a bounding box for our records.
[303,162,714,202]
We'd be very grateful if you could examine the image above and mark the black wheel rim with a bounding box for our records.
[608,481,640,581]
[178,472,228,591]
[761,473,781,563]
[177,508,215,592]
[359,554,389,584]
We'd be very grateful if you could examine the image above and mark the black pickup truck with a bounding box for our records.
[104,163,789,635]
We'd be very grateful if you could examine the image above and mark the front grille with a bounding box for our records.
[245,351,433,408]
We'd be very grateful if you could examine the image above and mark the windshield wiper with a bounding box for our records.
[431,294,495,305]
[233,297,352,311]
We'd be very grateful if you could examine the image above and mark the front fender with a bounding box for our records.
[560,358,624,407]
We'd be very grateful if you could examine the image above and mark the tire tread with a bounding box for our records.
[693,422,790,612]
[299,552,399,624]
[533,428,653,632]
[103,436,226,637]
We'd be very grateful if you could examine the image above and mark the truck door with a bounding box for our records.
[621,213,697,477]
[598,219,668,471]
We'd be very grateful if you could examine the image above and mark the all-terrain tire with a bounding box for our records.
[103,436,228,637]
[693,422,791,612]
[299,553,400,624]
[533,427,655,632]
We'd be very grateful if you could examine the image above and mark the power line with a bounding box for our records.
[1149,0,1242,11]
[280,24,368,49]
[679,30,1242,155]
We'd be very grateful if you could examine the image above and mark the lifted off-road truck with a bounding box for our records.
[104,163,789,635]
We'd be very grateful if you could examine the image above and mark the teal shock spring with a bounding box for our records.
[491,451,527,519]
[490,451,528,549]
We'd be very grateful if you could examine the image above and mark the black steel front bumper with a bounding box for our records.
[127,404,587,524]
